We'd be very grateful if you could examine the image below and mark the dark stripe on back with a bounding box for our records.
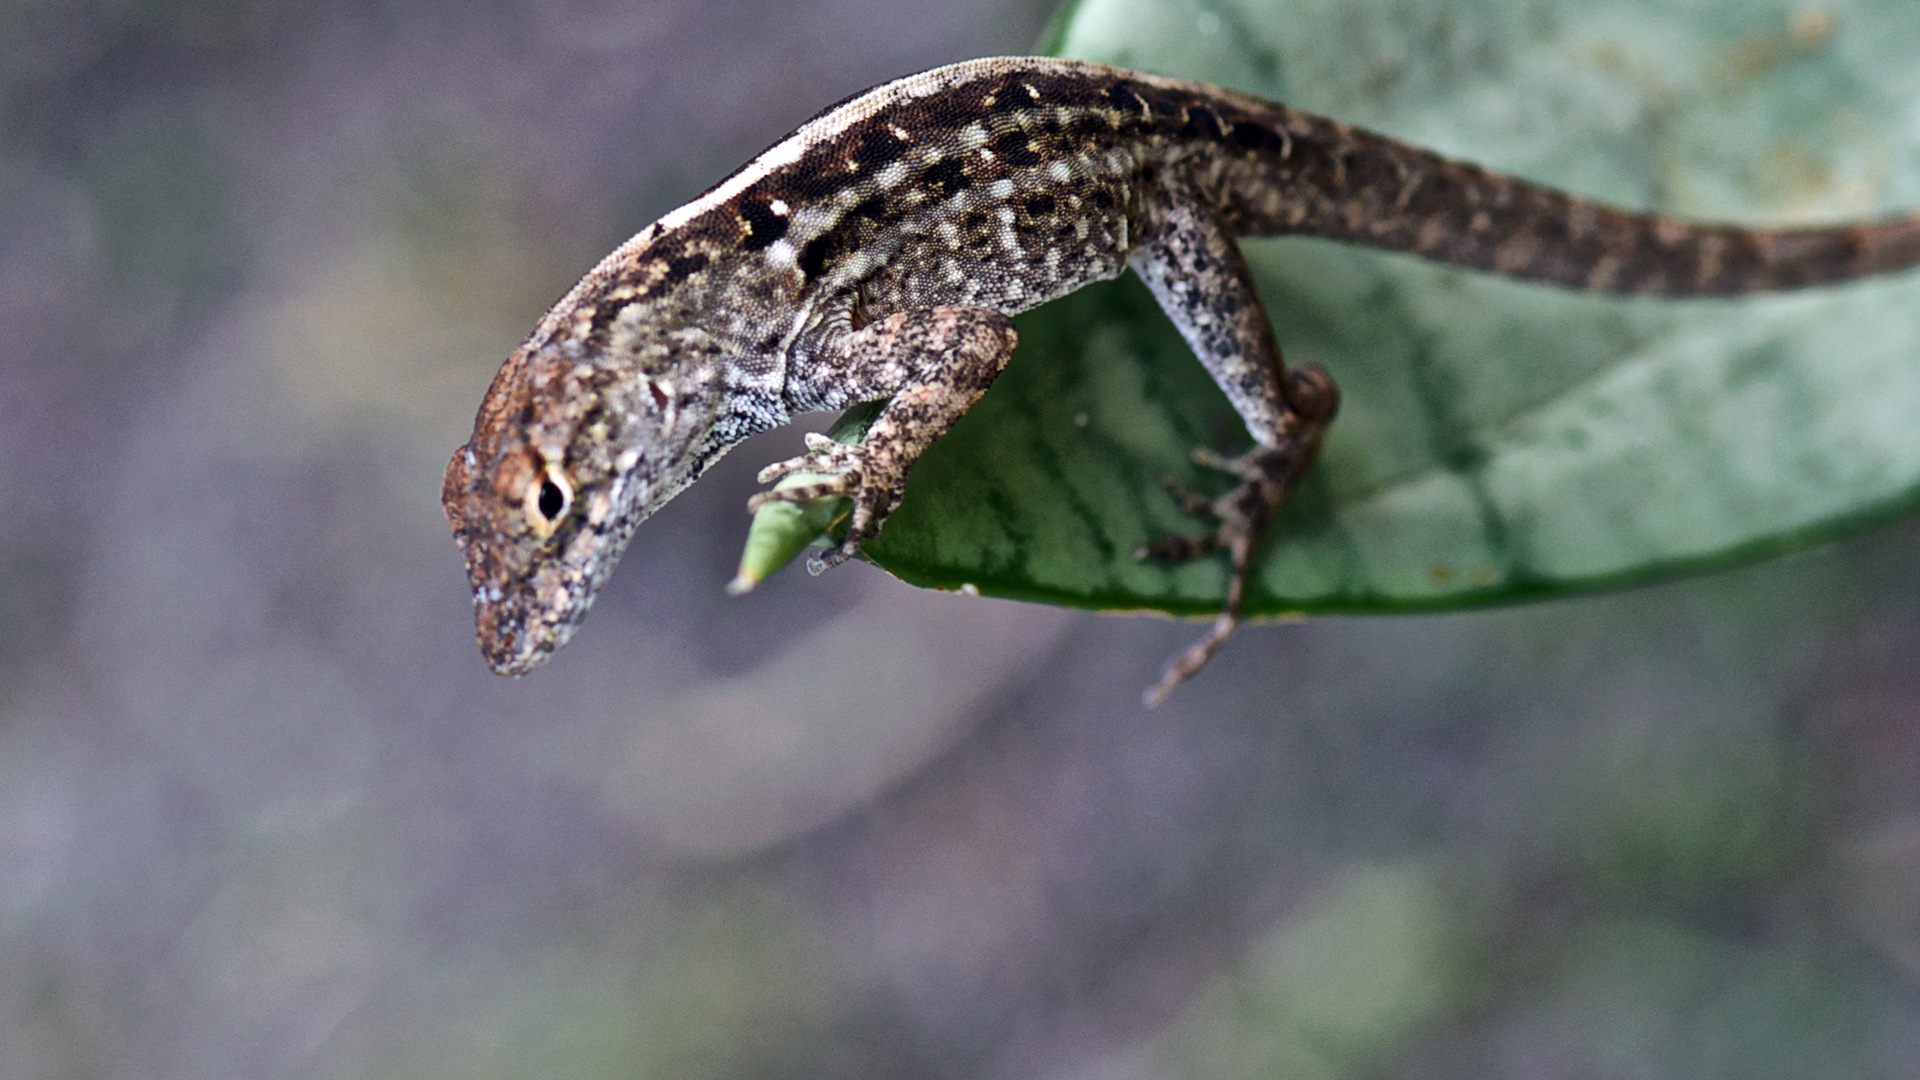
[646,64,1299,285]
[738,198,788,249]
[660,250,710,285]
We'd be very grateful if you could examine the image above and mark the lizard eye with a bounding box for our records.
[523,463,573,536]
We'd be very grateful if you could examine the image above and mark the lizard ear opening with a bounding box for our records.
[645,378,678,434]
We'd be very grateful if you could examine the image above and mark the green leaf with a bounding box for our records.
[751,0,1920,616]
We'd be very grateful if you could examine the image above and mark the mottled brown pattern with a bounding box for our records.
[443,56,1920,700]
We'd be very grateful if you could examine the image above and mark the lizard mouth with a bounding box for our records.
[483,642,543,677]
[474,594,567,677]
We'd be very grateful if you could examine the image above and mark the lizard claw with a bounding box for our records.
[746,476,857,514]
[806,541,860,575]
[1190,446,1262,482]
[1159,473,1218,517]
[756,439,860,485]
[750,436,912,571]
[1137,420,1332,706]
[1144,612,1240,707]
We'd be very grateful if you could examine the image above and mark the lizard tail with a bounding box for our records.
[1221,110,1920,297]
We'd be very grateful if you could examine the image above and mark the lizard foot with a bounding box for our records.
[747,433,910,574]
[1136,365,1337,706]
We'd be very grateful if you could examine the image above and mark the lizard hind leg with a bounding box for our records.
[1129,200,1341,706]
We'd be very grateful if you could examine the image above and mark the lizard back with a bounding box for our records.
[556,55,1920,352]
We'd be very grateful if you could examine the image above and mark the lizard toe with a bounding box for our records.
[746,475,858,513]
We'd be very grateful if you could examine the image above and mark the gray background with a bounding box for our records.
[5,0,1920,1076]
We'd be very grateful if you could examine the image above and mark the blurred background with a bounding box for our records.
[6,0,1920,1076]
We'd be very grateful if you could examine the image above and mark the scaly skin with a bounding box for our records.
[442,56,1920,703]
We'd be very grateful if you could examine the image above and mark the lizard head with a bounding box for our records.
[442,331,735,676]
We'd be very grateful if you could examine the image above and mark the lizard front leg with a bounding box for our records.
[751,305,1019,572]
[1130,198,1341,705]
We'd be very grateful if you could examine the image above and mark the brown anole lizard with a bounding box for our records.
[441,57,1920,704]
